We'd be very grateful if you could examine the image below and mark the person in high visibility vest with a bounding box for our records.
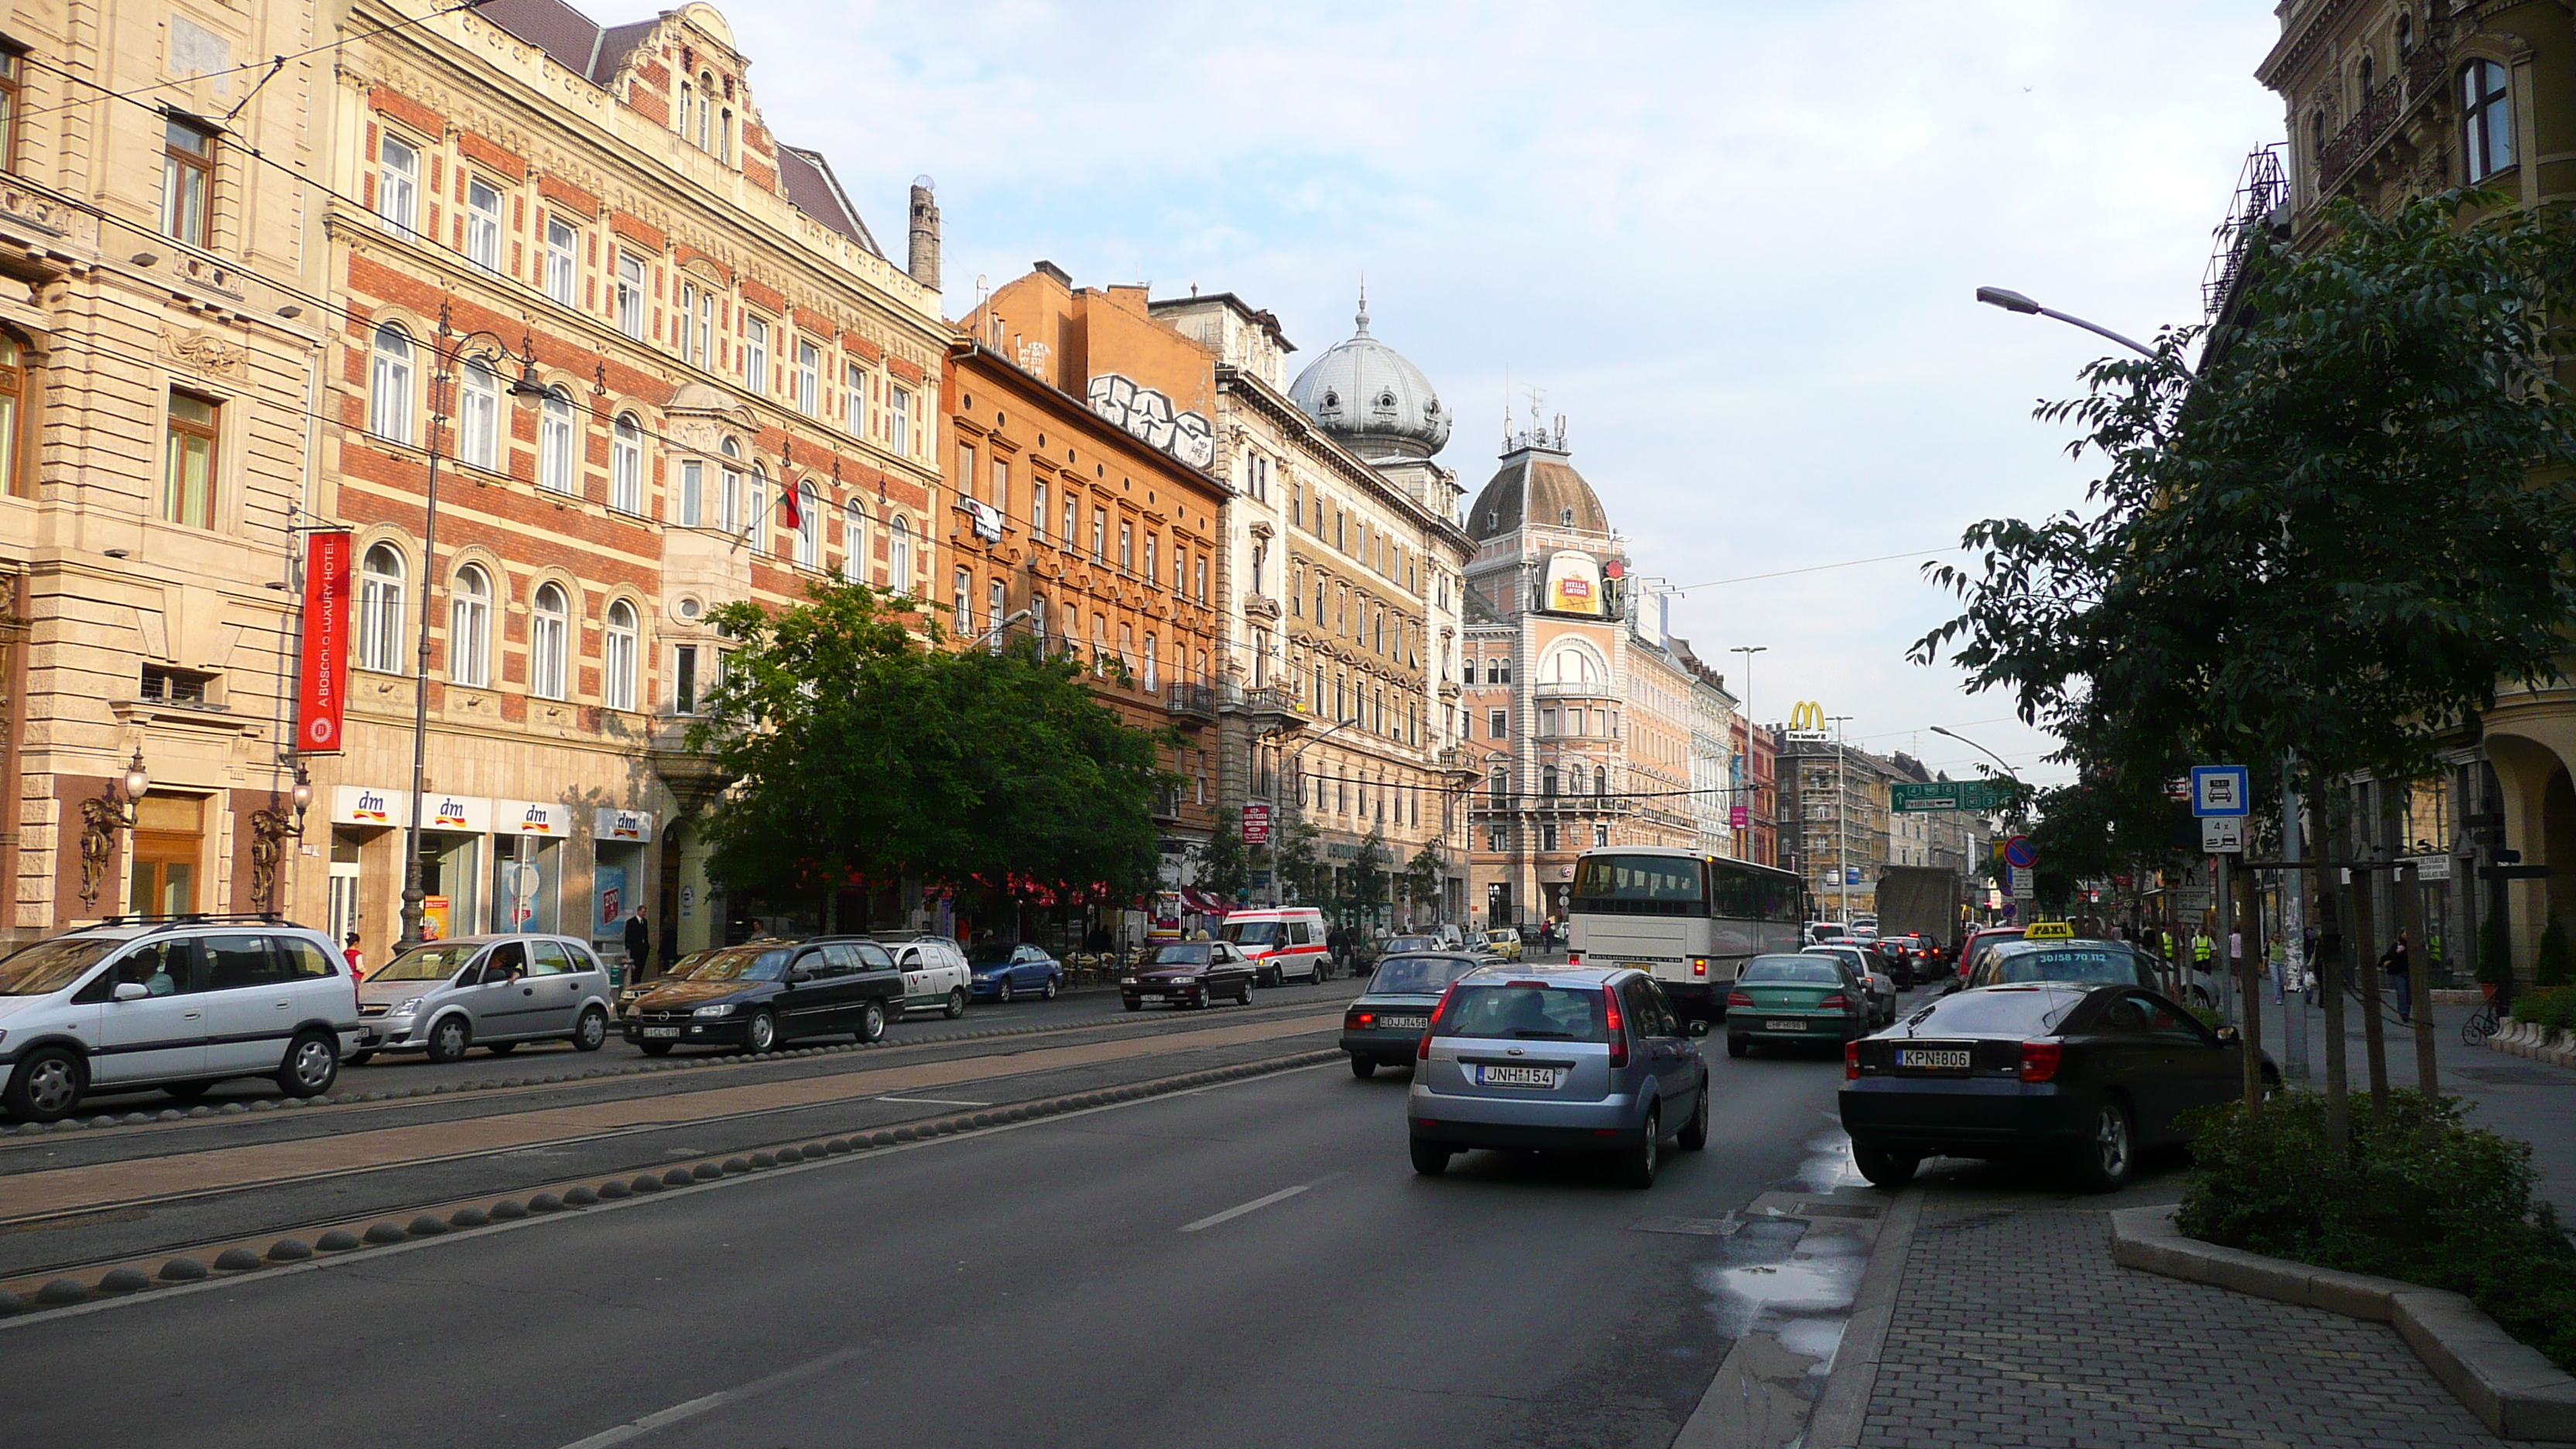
[2192,930,2215,984]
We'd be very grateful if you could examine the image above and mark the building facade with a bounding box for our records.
[309,0,947,967]
[1776,730,1899,923]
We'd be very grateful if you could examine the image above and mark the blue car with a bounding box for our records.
[968,944,1064,1003]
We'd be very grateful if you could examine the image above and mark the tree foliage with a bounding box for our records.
[1193,821,1251,903]
[687,577,1176,914]
[1403,845,1446,913]
[1917,191,2576,815]
[1275,817,1324,906]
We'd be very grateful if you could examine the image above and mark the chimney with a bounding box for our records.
[906,176,941,292]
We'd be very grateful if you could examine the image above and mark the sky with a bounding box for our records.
[716,0,2288,789]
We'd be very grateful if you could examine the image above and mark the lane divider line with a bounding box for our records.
[1178,1175,1338,1234]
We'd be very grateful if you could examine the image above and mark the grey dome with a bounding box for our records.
[1289,289,1451,459]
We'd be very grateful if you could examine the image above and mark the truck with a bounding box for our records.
[1874,866,1963,982]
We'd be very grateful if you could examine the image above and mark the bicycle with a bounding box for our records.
[2461,999,2500,1048]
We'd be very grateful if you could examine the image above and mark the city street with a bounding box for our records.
[0,981,1917,1449]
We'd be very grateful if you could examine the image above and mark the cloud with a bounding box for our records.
[725,0,2286,786]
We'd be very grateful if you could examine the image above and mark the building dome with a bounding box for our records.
[1466,443,1609,542]
[1288,289,1451,459]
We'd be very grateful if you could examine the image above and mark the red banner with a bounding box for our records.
[297,531,352,754]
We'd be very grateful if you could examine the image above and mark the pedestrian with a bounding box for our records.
[2382,927,2415,1025]
[2268,933,2287,1005]
[2228,925,2245,992]
[2303,926,2321,1005]
[622,908,651,984]
[2192,927,2215,991]
[343,932,365,981]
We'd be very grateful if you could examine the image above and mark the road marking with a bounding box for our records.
[1177,1177,1330,1234]
[874,1096,992,1107]
[556,1338,875,1449]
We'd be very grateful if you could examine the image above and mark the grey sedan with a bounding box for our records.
[354,935,615,1064]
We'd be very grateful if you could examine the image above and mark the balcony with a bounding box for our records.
[1167,683,1217,724]
[2318,40,2448,196]
[1242,591,1283,622]
[1218,681,1306,734]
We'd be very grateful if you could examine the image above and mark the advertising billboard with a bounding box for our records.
[1540,550,1605,618]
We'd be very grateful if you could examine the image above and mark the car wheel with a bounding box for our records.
[858,1001,887,1044]
[425,1016,471,1064]
[341,1051,375,1069]
[1409,1139,1452,1176]
[1351,1056,1377,1080]
[485,1041,517,1056]
[1725,1034,1749,1059]
[1190,984,1211,1010]
[1042,975,1060,1000]
[1237,979,1255,1005]
[1852,1137,1920,1189]
[2072,1098,2136,1193]
[1122,999,1142,1012]
[1616,1107,1661,1189]
[1678,1080,1709,1151]
[945,988,968,1021]
[5,1046,86,1123]
[744,1010,779,1053]
[1311,961,1324,986]
[997,978,1014,1004]
[276,1030,338,1098]
[639,1040,673,1057]
[573,1008,608,1052]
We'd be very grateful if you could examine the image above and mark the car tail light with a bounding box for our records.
[1691,957,1708,977]
[1420,984,1459,1061]
[1603,987,1628,1068]
[2019,1041,2062,1083]
[1819,994,1850,1010]
[1566,951,1581,965]
[1845,1040,1862,1080]
[1348,1012,1374,1029]
[1727,991,1754,1009]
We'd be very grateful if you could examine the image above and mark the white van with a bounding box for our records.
[0,917,361,1122]
[881,936,974,1019]
[1215,907,1331,985]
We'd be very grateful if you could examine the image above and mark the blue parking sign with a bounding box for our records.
[2190,765,2250,818]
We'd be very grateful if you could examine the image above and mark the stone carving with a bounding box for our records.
[164,328,248,379]
[77,796,120,909]
[247,807,294,913]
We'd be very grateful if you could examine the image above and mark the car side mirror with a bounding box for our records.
[112,981,149,1002]
[788,967,814,983]
[1686,1019,1711,1038]
[2215,1025,2242,1046]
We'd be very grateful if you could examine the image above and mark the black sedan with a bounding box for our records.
[1340,952,1486,1077]
[1120,940,1258,1010]
[625,937,904,1053]
[1838,983,2276,1192]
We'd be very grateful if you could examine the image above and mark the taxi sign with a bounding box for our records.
[2024,921,2076,941]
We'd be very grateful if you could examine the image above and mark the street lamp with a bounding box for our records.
[248,761,313,914]
[398,304,548,951]
[1976,286,2191,375]
[964,607,1033,653]
[1929,724,2022,786]
[77,747,152,911]
[1729,645,1766,862]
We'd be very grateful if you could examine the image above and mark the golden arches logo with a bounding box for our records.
[1788,701,1828,733]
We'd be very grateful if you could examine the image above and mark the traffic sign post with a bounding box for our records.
[2201,816,2244,853]
[2190,765,2250,817]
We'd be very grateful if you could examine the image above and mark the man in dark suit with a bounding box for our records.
[623,908,652,984]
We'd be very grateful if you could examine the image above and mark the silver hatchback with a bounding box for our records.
[1406,964,1711,1188]
[354,934,615,1064]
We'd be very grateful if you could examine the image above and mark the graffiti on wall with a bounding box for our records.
[1088,374,1216,470]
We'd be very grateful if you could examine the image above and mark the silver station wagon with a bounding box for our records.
[1406,964,1711,1188]
[354,934,615,1064]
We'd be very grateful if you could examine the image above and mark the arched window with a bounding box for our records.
[1031,594,1049,658]
[748,464,769,551]
[2355,51,2375,102]
[1540,642,1604,685]
[449,564,492,687]
[889,516,913,596]
[457,359,501,471]
[538,387,577,494]
[719,437,744,533]
[602,598,639,711]
[844,499,869,579]
[358,543,406,673]
[1542,765,1558,797]
[1594,766,1608,796]
[0,331,32,498]
[796,480,821,567]
[2396,13,2413,57]
[2309,109,2329,192]
[697,73,715,150]
[530,582,569,700]
[1142,635,1158,691]
[611,414,643,514]
[368,324,414,443]
[2464,60,2513,180]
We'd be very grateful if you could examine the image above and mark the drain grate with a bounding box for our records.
[1629,1215,1739,1237]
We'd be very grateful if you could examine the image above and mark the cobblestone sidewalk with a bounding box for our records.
[1855,1186,2503,1449]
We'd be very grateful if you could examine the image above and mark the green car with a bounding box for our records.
[1725,954,1868,1057]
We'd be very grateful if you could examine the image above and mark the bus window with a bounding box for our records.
[1571,855,1707,915]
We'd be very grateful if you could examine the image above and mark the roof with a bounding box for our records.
[1467,446,1609,541]
[1286,291,1449,459]
[472,0,880,254]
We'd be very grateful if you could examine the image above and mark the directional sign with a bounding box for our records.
[1892,779,2012,813]
[1240,803,1272,845]
[2191,765,2250,818]
[2003,835,2037,870]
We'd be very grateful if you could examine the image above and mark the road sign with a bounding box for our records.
[2009,865,2034,899]
[2191,765,2250,817]
[2164,777,2191,802]
[2003,835,2037,870]
[1240,803,1272,845]
[1892,779,2012,813]
[1845,866,1862,886]
[2201,816,2244,853]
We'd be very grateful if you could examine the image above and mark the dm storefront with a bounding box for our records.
[326,786,657,967]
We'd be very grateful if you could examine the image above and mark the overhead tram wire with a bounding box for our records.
[8,0,495,125]
[1664,547,1956,594]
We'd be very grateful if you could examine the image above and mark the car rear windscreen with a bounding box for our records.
[1433,983,1609,1042]
[1370,955,1482,995]
[1900,989,2083,1036]
[1741,956,1841,985]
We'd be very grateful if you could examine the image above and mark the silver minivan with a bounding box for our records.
[1406,964,1711,1187]
[354,933,615,1064]
[0,918,361,1122]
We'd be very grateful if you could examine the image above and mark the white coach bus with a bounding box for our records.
[1564,847,1807,1023]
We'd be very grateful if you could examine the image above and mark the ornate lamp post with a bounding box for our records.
[77,747,150,912]
[248,761,313,914]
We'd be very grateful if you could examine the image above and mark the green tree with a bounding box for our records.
[1348,829,1391,925]
[1402,845,1446,917]
[689,576,1176,920]
[1275,817,1325,905]
[1917,190,2576,1139]
[1194,822,1250,902]
[2539,920,2571,989]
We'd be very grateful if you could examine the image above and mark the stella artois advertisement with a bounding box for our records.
[1542,550,1606,617]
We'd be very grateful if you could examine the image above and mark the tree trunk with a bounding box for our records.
[2312,762,2350,1158]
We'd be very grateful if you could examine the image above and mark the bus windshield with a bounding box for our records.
[1571,855,1704,916]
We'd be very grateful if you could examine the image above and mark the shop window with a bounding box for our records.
[161,392,218,528]
[128,794,203,916]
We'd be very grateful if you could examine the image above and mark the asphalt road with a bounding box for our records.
[0,995,1878,1449]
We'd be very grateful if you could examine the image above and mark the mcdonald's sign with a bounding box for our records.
[1785,701,1831,741]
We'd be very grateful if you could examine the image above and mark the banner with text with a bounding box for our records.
[296,530,352,754]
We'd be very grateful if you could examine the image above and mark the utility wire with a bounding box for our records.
[9,0,492,125]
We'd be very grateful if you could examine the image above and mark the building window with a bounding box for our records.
[603,598,638,711]
[538,388,577,494]
[988,580,1006,653]
[745,315,771,392]
[1091,506,1107,560]
[464,177,504,272]
[529,583,570,700]
[1146,534,1160,589]
[1541,824,1559,853]
[889,386,913,454]
[449,564,493,687]
[992,457,1009,516]
[844,365,868,437]
[1031,594,1048,656]
[545,220,578,306]
[889,516,913,595]
[1594,766,1608,796]
[1142,635,1159,691]
[1195,557,1208,601]
[1488,767,1508,804]
[677,78,694,145]
[1291,479,1303,529]
[673,643,700,715]
[678,283,709,367]
[1594,824,1609,848]
[718,437,744,533]
[679,459,704,528]
[2463,60,2514,180]
[697,72,715,149]
[718,107,734,165]
[611,415,643,514]
[795,341,820,416]
[1118,520,1133,571]
[377,133,420,235]
[0,50,21,173]
[1489,708,1507,739]
[160,392,218,528]
[1314,575,1327,620]
[358,544,406,673]
[746,465,768,551]
[796,481,821,567]
[160,118,215,246]
[368,325,414,444]
[616,253,648,340]
[957,444,978,503]
[844,501,869,578]
[457,360,500,471]
[0,332,28,498]
[953,568,972,634]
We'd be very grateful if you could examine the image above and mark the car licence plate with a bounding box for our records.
[1379,1016,1428,1029]
[1765,1019,1807,1032]
[1478,1065,1554,1087]
[1898,1049,1971,1070]
[642,1026,681,1038]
